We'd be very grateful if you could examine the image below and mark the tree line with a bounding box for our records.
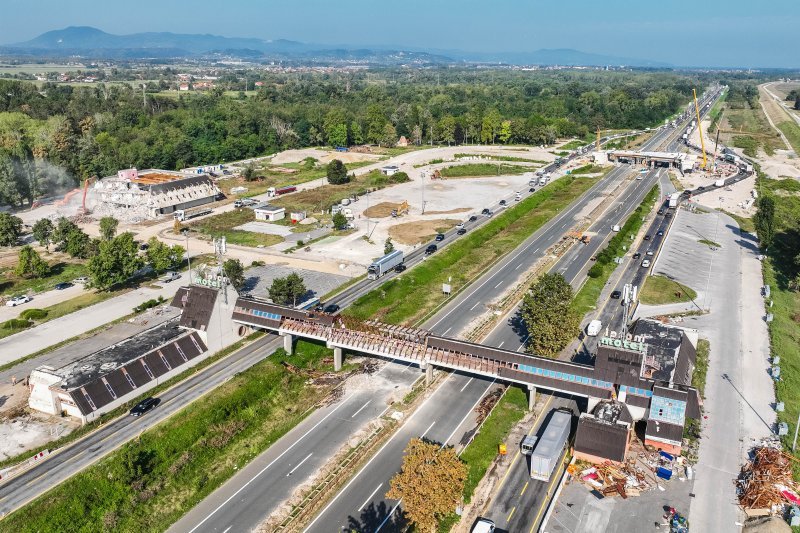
[0,70,708,207]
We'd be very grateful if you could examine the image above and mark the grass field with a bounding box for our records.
[272,169,410,213]
[453,153,547,164]
[1,339,336,532]
[345,175,597,326]
[778,120,800,154]
[572,185,659,318]
[189,208,284,248]
[559,140,584,150]
[439,163,531,178]
[639,275,697,305]
[694,339,710,398]
[0,260,88,297]
[720,97,784,157]
[570,164,608,175]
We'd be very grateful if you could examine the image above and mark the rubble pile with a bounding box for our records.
[737,446,800,512]
[574,450,693,499]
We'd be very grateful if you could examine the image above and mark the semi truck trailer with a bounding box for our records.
[367,250,404,280]
[530,409,572,481]
[267,185,297,197]
[174,206,212,221]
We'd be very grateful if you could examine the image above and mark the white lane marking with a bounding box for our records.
[188,393,355,533]
[460,377,474,392]
[375,501,403,532]
[533,247,540,253]
[517,335,530,352]
[470,302,480,311]
[498,341,505,348]
[378,405,391,418]
[515,263,522,270]
[420,421,436,439]
[287,453,313,476]
[443,327,452,336]
[358,484,384,512]
[222,527,232,533]
[303,374,454,532]
[351,400,372,418]
[494,281,503,289]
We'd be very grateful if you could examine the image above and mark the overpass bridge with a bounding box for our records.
[232,298,700,424]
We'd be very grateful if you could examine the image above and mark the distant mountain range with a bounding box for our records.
[0,26,670,67]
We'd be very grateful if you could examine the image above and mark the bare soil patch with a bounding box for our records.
[363,202,401,218]
[425,207,472,215]
[388,219,461,245]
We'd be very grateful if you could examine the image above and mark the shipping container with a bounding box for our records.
[530,410,571,481]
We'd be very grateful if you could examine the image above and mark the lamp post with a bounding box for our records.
[182,229,192,283]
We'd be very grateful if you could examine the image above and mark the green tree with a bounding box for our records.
[754,195,775,250]
[31,218,54,251]
[521,273,580,357]
[0,212,22,247]
[242,163,257,182]
[99,216,119,241]
[384,238,395,255]
[438,115,456,146]
[387,438,467,533]
[87,232,143,290]
[223,258,245,290]
[350,121,364,145]
[366,104,387,144]
[499,120,513,144]
[332,212,348,230]
[64,227,91,258]
[326,159,349,185]
[327,123,348,148]
[268,272,307,306]
[15,245,49,278]
[145,236,185,273]
[381,122,398,148]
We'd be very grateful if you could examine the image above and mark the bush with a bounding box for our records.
[251,260,266,267]
[20,308,48,320]
[3,318,32,330]
[133,296,166,314]
[587,264,604,278]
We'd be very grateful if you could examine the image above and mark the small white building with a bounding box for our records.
[381,165,400,176]
[254,203,285,221]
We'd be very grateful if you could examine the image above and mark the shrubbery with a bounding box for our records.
[20,308,48,320]
[2,318,32,330]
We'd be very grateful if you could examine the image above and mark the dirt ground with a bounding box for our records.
[363,202,401,218]
[270,148,382,165]
[388,219,461,245]
[425,207,472,215]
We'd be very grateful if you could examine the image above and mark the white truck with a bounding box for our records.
[174,206,212,221]
[714,179,725,187]
[367,250,404,280]
[530,410,572,481]
[669,192,681,208]
[586,320,602,337]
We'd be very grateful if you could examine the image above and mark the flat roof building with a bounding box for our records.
[253,203,285,222]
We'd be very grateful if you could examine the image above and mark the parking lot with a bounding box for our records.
[242,264,350,302]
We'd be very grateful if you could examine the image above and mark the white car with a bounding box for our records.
[73,276,89,284]
[471,518,495,533]
[641,259,651,268]
[6,295,31,307]
[456,222,465,229]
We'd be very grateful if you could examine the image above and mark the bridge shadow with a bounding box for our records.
[346,500,408,532]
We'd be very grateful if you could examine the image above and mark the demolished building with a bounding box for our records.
[92,168,221,221]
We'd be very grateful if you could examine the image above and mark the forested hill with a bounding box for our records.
[0,70,700,207]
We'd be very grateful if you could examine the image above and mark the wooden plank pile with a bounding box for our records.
[578,459,656,498]
[737,446,800,512]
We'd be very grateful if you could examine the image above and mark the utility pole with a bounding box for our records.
[421,172,426,214]
[793,412,800,451]
[141,83,146,109]
[183,229,192,283]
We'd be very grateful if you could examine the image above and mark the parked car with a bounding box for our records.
[160,271,180,283]
[611,290,622,299]
[73,276,89,284]
[481,208,491,216]
[5,295,31,307]
[54,282,73,290]
[324,304,340,314]
[435,233,445,242]
[529,187,536,193]
[129,397,160,417]
[456,222,465,229]
[471,518,496,533]
[499,199,507,206]
[644,235,651,241]
[138,243,149,251]
[425,244,438,255]
[457,228,467,235]
[641,259,651,268]
[394,264,407,273]
[469,215,478,222]
[632,252,641,259]
[657,209,665,215]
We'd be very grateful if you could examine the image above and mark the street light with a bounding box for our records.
[182,229,192,282]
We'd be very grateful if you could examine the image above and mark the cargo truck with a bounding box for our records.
[267,185,297,198]
[530,409,572,481]
[173,206,212,221]
[669,192,681,208]
[586,319,602,337]
[714,179,725,187]
[367,250,404,280]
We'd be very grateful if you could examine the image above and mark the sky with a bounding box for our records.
[0,0,797,68]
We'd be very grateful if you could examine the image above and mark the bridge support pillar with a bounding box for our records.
[527,385,537,411]
[282,333,294,355]
[333,347,343,371]
[422,361,434,386]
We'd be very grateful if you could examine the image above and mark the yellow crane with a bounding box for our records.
[693,89,708,169]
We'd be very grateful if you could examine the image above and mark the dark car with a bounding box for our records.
[425,244,438,255]
[611,290,622,299]
[499,200,507,206]
[395,264,407,273]
[139,242,149,251]
[657,209,665,215]
[665,212,673,218]
[632,252,641,259]
[54,282,73,290]
[529,187,536,193]
[469,215,478,222]
[435,233,445,242]
[644,235,651,241]
[481,208,491,216]
[457,228,467,235]
[656,230,664,236]
[324,304,340,314]
[129,397,160,417]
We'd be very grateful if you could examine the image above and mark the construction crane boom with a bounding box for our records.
[693,89,708,169]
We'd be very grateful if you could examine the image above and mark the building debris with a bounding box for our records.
[737,445,800,513]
